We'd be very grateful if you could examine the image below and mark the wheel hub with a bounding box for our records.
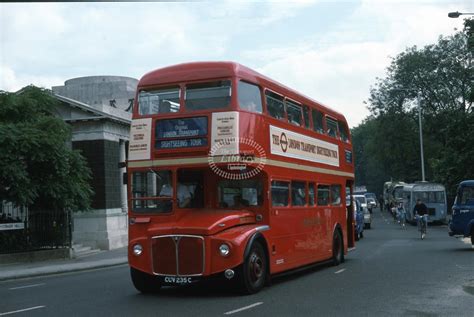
[250,253,263,281]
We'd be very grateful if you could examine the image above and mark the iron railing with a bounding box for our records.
[0,202,72,254]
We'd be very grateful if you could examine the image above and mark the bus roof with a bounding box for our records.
[138,61,345,121]
[402,182,445,192]
[459,180,474,186]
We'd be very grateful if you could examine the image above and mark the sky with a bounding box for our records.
[0,0,472,127]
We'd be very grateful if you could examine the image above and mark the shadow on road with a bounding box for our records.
[127,259,346,298]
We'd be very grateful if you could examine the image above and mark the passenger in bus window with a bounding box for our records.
[159,183,172,197]
[233,195,249,208]
[177,184,194,208]
[243,101,259,113]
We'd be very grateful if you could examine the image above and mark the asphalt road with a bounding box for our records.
[1,209,473,317]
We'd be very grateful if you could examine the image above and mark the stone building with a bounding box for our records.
[52,76,138,250]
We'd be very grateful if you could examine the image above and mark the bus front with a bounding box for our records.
[127,68,269,294]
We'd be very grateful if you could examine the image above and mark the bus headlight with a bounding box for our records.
[219,244,230,257]
[133,244,143,256]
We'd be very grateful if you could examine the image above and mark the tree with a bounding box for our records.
[354,26,473,202]
[0,86,93,212]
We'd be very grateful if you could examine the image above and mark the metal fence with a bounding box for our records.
[0,202,72,254]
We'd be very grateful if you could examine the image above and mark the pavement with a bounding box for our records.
[0,246,128,282]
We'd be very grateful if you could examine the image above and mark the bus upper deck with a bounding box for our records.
[129,62,353,176]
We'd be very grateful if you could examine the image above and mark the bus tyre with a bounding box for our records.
[332,229,344,266]
[130,267,161,293]
[239,242,267,295]
[471,228,474,245]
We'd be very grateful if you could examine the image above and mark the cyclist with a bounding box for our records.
[413,199,428,238]
[396,201,406,227]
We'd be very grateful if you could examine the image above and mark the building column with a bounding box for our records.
[119,139,128,213]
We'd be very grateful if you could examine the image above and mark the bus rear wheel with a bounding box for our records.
[332,229,344,266]
[238,241,267,295]
[130,267,161,293]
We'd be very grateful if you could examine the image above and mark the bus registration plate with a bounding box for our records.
[163,276,192,284]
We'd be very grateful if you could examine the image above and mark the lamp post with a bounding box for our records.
[388,90,425,181]
[448,11,474,18]
[416,93,425,182]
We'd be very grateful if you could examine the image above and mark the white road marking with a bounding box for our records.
[9,283,45,290]
[335,268,346,274]
[0,306,45,316]
[224,302,263,315]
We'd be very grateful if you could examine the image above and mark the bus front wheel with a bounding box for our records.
[238,241,267,295]
[130,267,161,293]
[332,229,344,266]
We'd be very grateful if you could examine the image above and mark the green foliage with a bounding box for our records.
[354,27,473,202]
[0,86,93,211]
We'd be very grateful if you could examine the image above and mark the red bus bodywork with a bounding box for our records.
[127,62,355,293]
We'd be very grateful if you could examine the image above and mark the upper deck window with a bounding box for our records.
[303,105,310,129]
[312,109,324,134]
[339,121,350,142]
[185,80,231,111]
[286,100,302,126]
[326,117,338,138]
[238,81,262,113]
[138,87,180,115]
[265,91,285,120]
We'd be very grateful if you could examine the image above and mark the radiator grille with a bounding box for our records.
[151,235,205,276]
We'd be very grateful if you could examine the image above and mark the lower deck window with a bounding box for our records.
[291,181,306,206]
[131,170,173,213]
[317,185,330,206]
[330,185,341,205]
[177,169,204,208]
[218,179,263,208]
[271,181,289,207]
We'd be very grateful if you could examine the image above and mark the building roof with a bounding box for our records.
[53,93,131,125]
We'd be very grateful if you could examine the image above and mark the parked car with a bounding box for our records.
[366,197,376,213]
[354,195,371,229]
[449,180,474,246]
[365,192,378,207]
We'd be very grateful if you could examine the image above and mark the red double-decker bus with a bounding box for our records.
[127,62,355,294]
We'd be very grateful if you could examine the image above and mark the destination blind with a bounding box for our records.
[155,117,208,149]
